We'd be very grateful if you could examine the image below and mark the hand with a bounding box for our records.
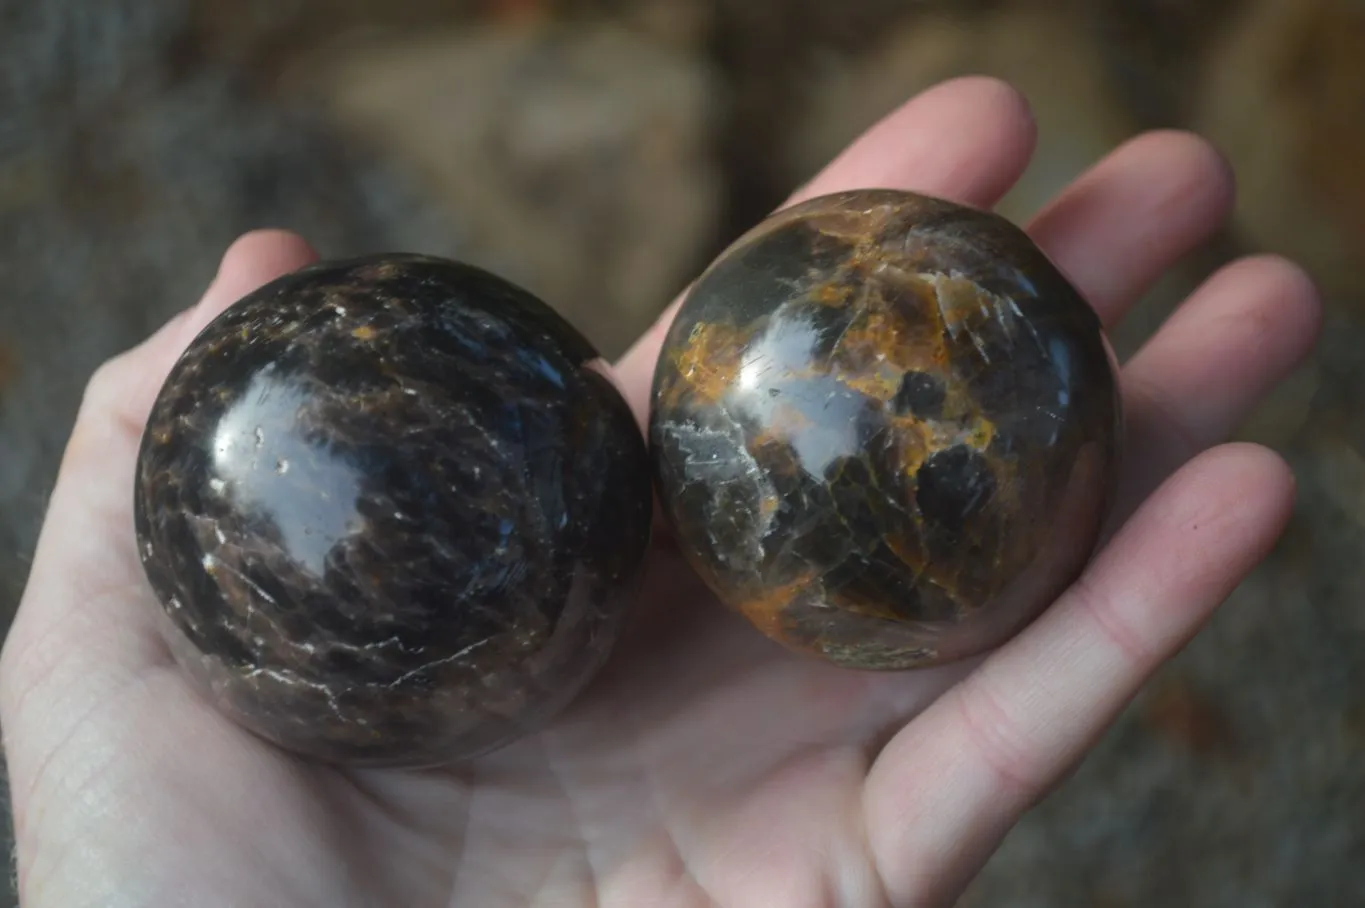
[0,77,1320,907]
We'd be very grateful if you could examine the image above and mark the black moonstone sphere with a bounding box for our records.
[134,253,653,767]
[650,189,1123,670]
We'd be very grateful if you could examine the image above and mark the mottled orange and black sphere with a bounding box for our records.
[649,189,1122,670]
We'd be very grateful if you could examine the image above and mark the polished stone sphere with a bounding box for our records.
[649,189,1122,670]
[134,254,652,767]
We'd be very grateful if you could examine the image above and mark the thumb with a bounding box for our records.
[0,226,318,789]
[0,230,322,903]
[88,230,321,457]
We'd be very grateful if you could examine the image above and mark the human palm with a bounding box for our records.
[0,78,1320,907]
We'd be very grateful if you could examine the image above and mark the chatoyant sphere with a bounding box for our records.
[134,254,653,767]
[649,189,1122,670]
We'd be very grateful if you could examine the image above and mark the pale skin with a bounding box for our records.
[0,77,1322,907]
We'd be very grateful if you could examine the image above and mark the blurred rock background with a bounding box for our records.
[1,0,1362,903]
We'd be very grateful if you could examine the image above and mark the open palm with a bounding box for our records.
[0,78,1320,908]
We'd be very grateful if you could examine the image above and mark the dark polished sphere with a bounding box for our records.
[649,190,1122,670]
[134,254,653,767]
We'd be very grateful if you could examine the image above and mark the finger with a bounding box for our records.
[82,229,320,449]
[792,75,1036,209]
[1027,130,1236,327]
[863,443,1295,906]
[614,75,1039,425]
[1115,254,1321,516]
[1,230,319,685]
